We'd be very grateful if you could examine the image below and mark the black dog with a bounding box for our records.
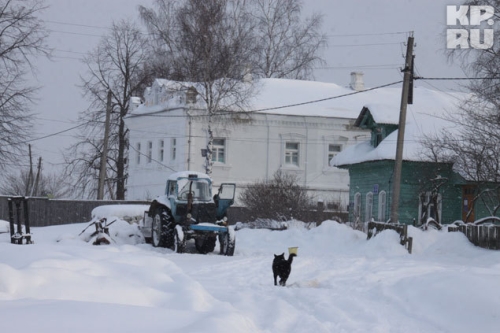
[272,253,297,286]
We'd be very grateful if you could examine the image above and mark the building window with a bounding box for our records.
[147,141,153,163]
[212,138,225,163]
[328,144,342,165]
[159,140,164,162]
[378,191,387,222]
[285,142,299,166]
[365,192,373,222]
[136,142,141,164]
[353,192,361,221]
[171,138,177,161]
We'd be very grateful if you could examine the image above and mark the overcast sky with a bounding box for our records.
[31,0,466,173]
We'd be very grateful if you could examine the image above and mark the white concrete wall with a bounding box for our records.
[126,108,368,211]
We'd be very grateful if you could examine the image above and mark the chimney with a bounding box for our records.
[350,72,364,91]
[186,86,197,104]
[129,97,141,111]
[243,66,252,83]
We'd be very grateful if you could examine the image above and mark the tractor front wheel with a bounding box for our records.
[219,228,235,256]
[195,236,217,254]
[174,226,186,253]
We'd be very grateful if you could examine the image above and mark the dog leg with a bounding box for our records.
[274,273,278,286]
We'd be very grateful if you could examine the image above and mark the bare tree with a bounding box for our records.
[435,0,500,218]
[251,0,327,79]
[0,159,72,198]
[140,0,257,175]
[65,20,149,199]
[239,170,312,221]
[0,0,50,169]
[422,99,500,220]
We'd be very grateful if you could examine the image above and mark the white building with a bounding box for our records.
[125,74,382,209]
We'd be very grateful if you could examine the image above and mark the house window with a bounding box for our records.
[136,142,141,164]
[147,141,153,163]
[378,191,387,222]
[285,142,299,166]
[212,138,225,163]
[328,144,342,165]
[418,192,442,224]
[159,140,164,162]
[365,192,373,222]
[171,138,177,161]
[353,192,361,221]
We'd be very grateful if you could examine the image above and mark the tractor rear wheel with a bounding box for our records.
[152,207,174,248]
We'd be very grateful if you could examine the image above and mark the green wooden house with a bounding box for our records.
[332,88,500,225]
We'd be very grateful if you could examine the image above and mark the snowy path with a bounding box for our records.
[1,220,500,332]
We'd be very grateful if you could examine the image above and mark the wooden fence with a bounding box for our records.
[367,221,413,254]
[448,224,500,250]
[0,196,150,227]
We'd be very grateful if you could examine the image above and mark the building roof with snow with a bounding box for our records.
[129,75,466,166]
[331,87,466,166]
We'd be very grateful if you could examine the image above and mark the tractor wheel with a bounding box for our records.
[219,228,235,256]
[152,207,174,248]
[195,236,217,254]
[174,226,186,253]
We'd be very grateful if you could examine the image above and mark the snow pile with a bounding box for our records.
[1,216,500,332]
[0,220,8,234]
[91,204,150,223]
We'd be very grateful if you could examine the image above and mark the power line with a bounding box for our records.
[48,29,102,38]
[327,42,402,48]
[415,76,498,80]
[326,31,409,37]
[45,20,110,30]
[128,143,177,172]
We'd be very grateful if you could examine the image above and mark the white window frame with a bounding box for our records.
[323,135,348,169]
[365,192,373,222]
[378,191,387,222]
[285,142,300,166]
[353,192,361,221]
[328,144,342,166]
[171,138,177,161]
[147,141,153,163]
[159,140,164,162]
[212,138,226,163]
[136,142,141,164]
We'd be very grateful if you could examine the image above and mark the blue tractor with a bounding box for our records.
[141,171,236,255]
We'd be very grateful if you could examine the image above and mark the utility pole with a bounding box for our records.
[98,90,112,200]
[26,144,34,196]
[390,34,414,223]
[32,157,42,196]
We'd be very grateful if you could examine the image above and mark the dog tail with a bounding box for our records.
[288,253,296,264]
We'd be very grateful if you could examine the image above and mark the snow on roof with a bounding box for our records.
[129,77,466,166]
[130,77,413,119]
[167,171,211,181]
[332,87,466,166]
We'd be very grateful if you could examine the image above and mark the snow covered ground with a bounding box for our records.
[1,213,500,332]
